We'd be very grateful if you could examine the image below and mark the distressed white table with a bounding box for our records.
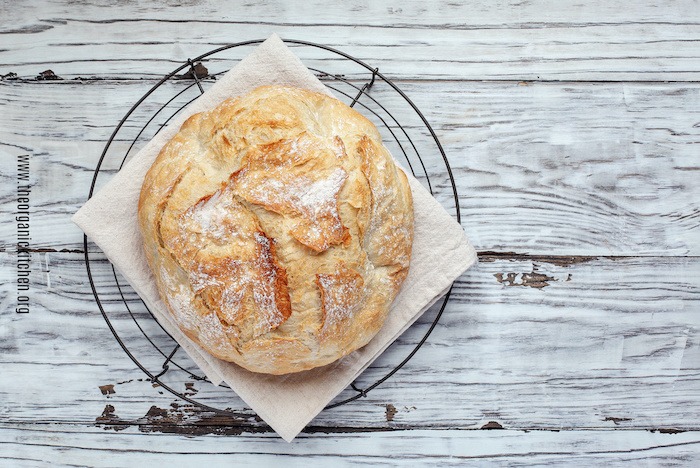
[1,1,699,465]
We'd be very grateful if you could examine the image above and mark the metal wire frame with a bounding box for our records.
[83,38,461,414]
[110,70,427,387]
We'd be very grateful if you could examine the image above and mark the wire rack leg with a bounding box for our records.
[350,67,378,108]
[350,382,368,398]
[186,58,205,94]
[152,344,180,382]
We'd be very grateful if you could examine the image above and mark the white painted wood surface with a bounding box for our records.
[1,80,698,255]
[2,425,700,467]
[1,253,698,430]
[1,0,699,465]
[2,0,700,81]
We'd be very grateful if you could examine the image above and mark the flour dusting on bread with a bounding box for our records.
[139,85,413,374]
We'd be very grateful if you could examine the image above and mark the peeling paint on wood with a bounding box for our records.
[481,421,504,430]
[386,404,398,422]
[2,0,700,462]
[95,402,260,436]
[35,69,62,81]
[604,416,633,425]
[3,81,698,254]
[478,252,596,267]
[655,428,687,434]
[2,0,699,81]
[2,251,698,433]
[98,384,115,396]
[494,270,556,289]
[178,62,209,80]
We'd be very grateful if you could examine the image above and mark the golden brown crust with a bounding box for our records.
[316,262,365,340]
[138,85,413,374]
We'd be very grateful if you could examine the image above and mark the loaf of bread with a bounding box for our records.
[138,85,413,374]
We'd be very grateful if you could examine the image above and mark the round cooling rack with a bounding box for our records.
[83,39,460,414]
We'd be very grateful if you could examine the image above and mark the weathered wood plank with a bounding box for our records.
[6,0,700,29]
[2,0,698,462]
[1,252,698,430]
[1,424,699,466]
[1,0,699,81]
[2,80,698,255]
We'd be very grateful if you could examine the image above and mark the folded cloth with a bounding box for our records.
[72,33,477,442]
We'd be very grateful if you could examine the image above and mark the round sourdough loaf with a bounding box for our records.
[138,85,413,374]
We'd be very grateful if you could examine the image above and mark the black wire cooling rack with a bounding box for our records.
[83,39,460,414]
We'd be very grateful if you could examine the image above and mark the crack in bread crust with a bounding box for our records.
[138,85,413,374]
[168,186,292,347]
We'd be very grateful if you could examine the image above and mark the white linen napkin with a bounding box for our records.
[72,34,477,442]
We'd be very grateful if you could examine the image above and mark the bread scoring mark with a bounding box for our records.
[232,139,351,252]
[357,135,413,271]
[236,166,350,252]
[332,135,347,159]
[160,268,234,357]
[168,183,292,345]
[194,231,291,344]
[316,263,365,339]
[257,132,316,167]
[252,231,292,327]
[155,167,190,250]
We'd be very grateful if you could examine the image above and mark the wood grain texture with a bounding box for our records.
[1,80,698,255]
[2,0,700,461]
[2,252,698,431]
[1,424,699,467]
[1,0,699,81]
